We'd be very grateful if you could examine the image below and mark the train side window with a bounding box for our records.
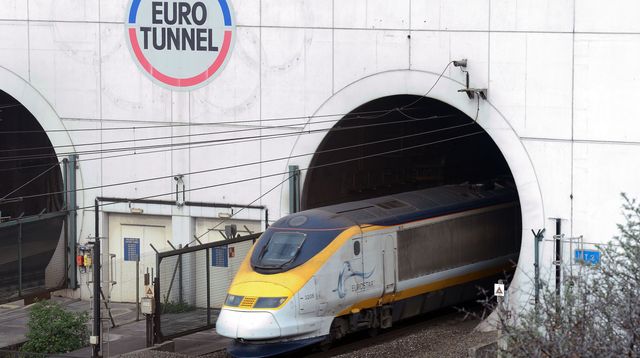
[353,240,361,256]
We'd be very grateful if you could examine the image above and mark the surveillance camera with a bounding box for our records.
[453,59,467,68]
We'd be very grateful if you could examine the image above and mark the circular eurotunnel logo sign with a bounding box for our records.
[125,0,236,90]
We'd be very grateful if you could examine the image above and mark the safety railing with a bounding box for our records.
[154,233,260,341]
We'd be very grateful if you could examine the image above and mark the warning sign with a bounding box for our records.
[494,283,505,297]
[144,285,154,298]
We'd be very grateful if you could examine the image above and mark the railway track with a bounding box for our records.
[306,302,496,358]
[201,303,497,358]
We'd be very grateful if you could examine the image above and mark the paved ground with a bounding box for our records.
[0,295,231,357]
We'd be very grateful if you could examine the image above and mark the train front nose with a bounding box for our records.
[217,309,281,339]
[216,281,293,340]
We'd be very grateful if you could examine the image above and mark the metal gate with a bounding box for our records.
[154,233,260,341]
[0,211,68,304]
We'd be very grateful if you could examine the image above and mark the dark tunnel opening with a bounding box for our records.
[0,90,63,219]
[0,89,65,299]
[302,95,516,210]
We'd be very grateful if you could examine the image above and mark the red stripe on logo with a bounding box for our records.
[129,28,233,88]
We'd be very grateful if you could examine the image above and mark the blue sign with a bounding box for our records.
[212,246,228,267]
[575,249,601,265]
[124,238,140,261]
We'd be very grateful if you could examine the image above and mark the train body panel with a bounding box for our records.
[216,183,521,357]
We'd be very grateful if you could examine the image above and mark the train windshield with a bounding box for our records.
[254,232,306,269]
[250,226,345,274]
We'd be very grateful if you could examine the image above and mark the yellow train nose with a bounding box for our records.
[225,281,293,309]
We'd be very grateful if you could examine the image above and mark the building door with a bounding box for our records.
[110,221,170,303]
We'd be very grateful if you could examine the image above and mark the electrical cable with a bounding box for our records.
[400,61,454,110]
[0,161,62,200]
[0,60,458,162]
[191,173,295,245]
[0,58,455,136]
[0,111,457,163]
[0,107,401,154]
[84,131,485,211]
[0,108,415,170]
[0,106,412,135]
[1,122,477,202]
[1,130,485,224]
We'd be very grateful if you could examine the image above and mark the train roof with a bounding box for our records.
[271,183,519,230]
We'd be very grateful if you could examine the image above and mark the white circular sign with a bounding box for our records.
[125,0,236,90]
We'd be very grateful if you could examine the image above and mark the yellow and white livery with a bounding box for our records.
[216,183,520,357]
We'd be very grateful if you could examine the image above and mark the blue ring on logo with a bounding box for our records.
[128,0,141,23]
[128,0,232,26]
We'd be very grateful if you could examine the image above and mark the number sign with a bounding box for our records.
[124,237,141,261]
[212,245,228,267]
[575,249,601,265]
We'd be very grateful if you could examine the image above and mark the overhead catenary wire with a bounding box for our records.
[0,114,406,172]
[1,130,485,224]
[1,122,477,202]
[0,61,460,164]
[400,61,454,110]
[0,110,458,163]
[0,107,401,154]
[0,106,409,135]
[0,160,62,200]
[0,60,457,135]
[190,173,295,245]
[0,108,402,170]
[82,131,486,211]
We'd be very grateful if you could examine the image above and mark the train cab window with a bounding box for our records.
[353,240,361,256]
[255,232,306,269]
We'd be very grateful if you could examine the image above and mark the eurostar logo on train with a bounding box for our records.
[125,0,236,90]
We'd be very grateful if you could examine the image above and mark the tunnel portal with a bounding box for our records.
[302,95,516,210]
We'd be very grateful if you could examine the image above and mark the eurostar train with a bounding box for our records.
[216,183,521,357]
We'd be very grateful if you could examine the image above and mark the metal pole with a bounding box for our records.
[68,154,78,289]
[92,199,101,358]
[178,245,183,304]
[18,222,22,297]
[153,276,161,344]
[531,228,545,306]
[63,159,69,287]
[288,165,299,213]
[555,219,562,297]
[136,260,140,321]
[206,247,211,326]
[144,271,152,347]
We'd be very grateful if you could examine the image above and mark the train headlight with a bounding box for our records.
[225,294,244,307]
[253,297,287,308]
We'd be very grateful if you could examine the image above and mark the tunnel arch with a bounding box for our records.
[0,67,81,217]
[301,95,515,210]
[283,69,545,312]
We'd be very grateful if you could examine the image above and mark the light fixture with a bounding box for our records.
[130,207,144,214]
[218,212,232,218]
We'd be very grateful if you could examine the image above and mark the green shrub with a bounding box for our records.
[21,300,89,354]
[160,300,196,314]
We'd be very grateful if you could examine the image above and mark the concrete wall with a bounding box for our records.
[1,0,640,308]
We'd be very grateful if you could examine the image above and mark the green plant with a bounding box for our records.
[490,193,640,357]
[21,300,89,354]
[160,300,196,314]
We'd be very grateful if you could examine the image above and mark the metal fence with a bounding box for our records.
[0,211,68,304]
[155,233,260,341]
